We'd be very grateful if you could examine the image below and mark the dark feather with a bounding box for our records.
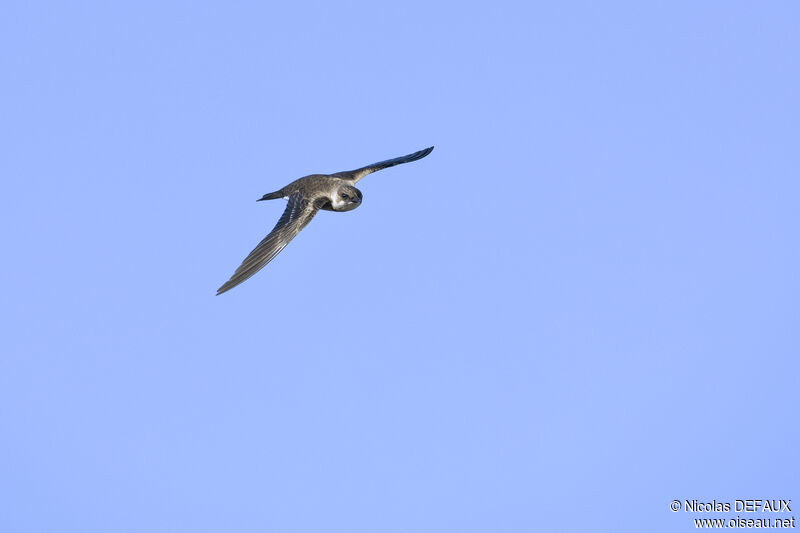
[334,146,434,184]
[216,192,317,295]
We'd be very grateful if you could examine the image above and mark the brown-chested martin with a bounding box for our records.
[216,146,434,295]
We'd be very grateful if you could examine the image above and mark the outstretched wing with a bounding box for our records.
[335,146,434,184]
[217,192,317,295]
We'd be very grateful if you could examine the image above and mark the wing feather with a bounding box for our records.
[335,146,433,183]
[216,192,317,295]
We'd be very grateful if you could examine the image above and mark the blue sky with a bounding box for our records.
[1,1,797,531]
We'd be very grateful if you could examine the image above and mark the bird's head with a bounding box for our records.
[331,184,363,212]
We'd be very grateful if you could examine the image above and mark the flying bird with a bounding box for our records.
[216,146,434,295]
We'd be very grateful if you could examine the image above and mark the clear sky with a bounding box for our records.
[2,1,798,531]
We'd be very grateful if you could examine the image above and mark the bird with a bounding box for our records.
[216,146,434,295]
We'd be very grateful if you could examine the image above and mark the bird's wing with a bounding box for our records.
[217,192,317,295]
[334,146,434,184]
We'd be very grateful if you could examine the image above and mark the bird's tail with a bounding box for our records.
[257,190,283,201]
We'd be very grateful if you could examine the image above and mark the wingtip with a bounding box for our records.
[415,146,434,160]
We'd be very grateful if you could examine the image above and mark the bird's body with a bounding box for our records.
[217,146,433,295]
[258,175,362,211]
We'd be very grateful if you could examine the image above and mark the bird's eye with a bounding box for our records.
[341,193,349,200]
